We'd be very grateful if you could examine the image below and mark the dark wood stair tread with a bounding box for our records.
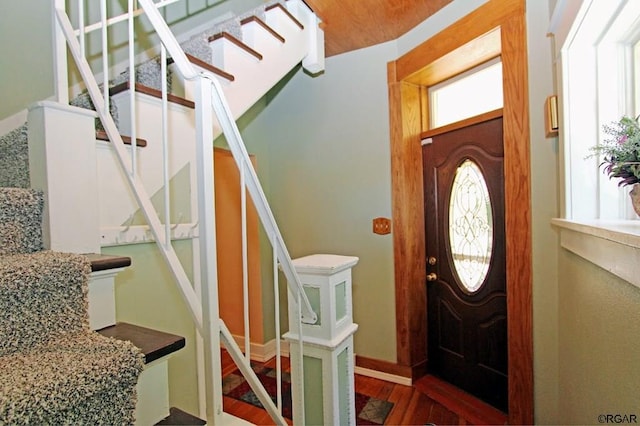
[265,3,304,30]
[240,16,285,43]
[156,407,206,425]
[110,82,195,109]
[97,322,185,364]
[168,53,235,82]
[95,130,148,147]
[86,253,132,272]
[209,32,263,61]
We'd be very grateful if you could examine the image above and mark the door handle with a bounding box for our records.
[427,272,438,282]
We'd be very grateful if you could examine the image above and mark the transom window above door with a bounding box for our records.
[428,58,503,128]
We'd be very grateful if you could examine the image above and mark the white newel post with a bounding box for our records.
[27,101,101,254]
[284,254,359,426]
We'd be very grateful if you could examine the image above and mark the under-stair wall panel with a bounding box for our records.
[214,148,265,348]
[93,1,322,236]
[99,91,197,230]
[102,22,311,232]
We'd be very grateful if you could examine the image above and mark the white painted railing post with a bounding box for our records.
[284,254,359,426]
[286,0,325,74]
[53,0,69,103]
[193,76,224,425]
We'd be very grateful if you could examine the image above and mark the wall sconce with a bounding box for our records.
[545,95,559,137]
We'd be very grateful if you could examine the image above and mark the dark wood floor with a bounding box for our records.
[221,351,507,425]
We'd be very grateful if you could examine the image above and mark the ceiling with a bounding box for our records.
[303,0,454,57]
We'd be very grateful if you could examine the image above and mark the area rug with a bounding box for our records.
[222,364,394,425]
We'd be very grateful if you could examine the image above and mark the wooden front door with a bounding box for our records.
[422,113,507,412]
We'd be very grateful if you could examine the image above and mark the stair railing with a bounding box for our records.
[52,0,318,424]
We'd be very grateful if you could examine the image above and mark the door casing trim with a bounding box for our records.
[387,0,533,424]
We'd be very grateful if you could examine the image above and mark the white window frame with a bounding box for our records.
[550,0,640,289]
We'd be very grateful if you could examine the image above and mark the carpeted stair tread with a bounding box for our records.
[156,407,206,425]
[0,188,44,255]
[85,253,132,272]
[0,189,145,424]
[0,250,145,424]
[96,130,148,148]
[0,124,29,189]
[0,332,144,425]
[97,322,185,364]
[0,251,91,353]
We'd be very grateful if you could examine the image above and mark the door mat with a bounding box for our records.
[222,365,394,425]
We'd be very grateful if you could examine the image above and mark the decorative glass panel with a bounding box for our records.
[449,160,493,292]
[335,281,347,322]
[304,285,322,325]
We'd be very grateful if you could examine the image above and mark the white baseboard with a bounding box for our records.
[228,335,290,362]
[227,335,412,386]
[354,366,413,386]
[0,108,28,135]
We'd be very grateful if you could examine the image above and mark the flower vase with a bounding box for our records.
[630,184,640,217]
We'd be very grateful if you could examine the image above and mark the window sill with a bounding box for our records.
[551,218,640,290]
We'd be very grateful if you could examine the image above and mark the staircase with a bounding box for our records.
[0,185,205,424]
[0,188,145,424]
[0,0,326,424]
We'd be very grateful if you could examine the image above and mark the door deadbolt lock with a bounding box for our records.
[428,257,437,265]
[426,272,438,282]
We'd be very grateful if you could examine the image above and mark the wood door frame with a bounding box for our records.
[387,0,533,424]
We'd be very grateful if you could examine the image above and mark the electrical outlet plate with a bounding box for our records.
[372,217,391,235]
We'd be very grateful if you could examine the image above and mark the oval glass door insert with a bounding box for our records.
[448,159,493,293]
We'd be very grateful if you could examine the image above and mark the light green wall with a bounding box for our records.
[241,42,399,362]
[527,0,560,422]
[558,250,640,424]
[0,2,55,120]
[103,240,200,415]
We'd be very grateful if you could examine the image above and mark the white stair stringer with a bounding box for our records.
[181,1,320,128]
[98,0,324,234]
